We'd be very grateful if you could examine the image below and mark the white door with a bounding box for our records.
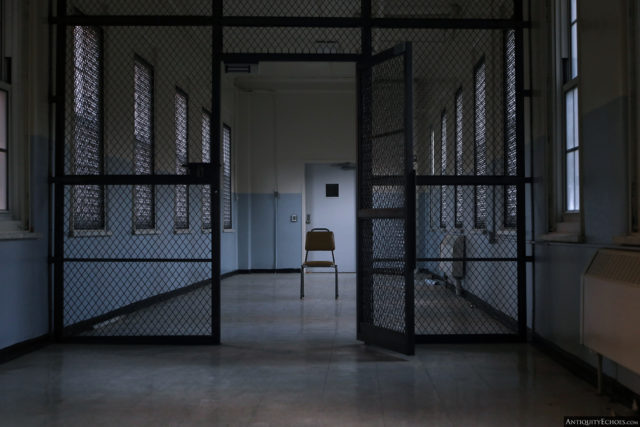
[305,163,356,272]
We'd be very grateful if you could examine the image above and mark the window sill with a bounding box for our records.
[613,234,640,246]
[223,228,236,233]
[0,230,42,241]
[69,229,112,238]
[539,231,583,243]
[133,228,160,236]
[174,228,191,235]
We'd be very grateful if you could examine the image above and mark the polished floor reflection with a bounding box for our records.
[0,273,632,426]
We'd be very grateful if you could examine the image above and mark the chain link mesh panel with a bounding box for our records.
[62,24,215,339]
[360,52,410,336]
[224,0,361,17]
[66,0,211,16]
[63,185,213,336]
[371,0,515,20]
[224,27,361,55]
[372,28,520,336]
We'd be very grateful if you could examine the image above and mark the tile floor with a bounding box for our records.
[0,273,633,426]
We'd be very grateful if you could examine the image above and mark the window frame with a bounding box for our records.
[132,54,156,234]
[439,109,447,229]
[562,0,580,215]
[202,109,212,231]
[70,25,107,236]
[504,29,518,229]
[473,58,488,229]
[222,123,232,231]
[454,87,463,229]
[174,87,190,233]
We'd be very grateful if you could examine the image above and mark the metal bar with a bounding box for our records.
[53,15,213,26]
[212,0,223,344]
[416,334,520,344]
[53,0,67,341]
[222,53,361,63]
[515,1,527,341]
[54,16,529,30]
[403,42,416,350]
[355,53,364,341]
[417,257,518,262]
[52,175,211,185]
[61,258,213,263]
[59,336,218,344]
[371,18,529,29]
[223,16,363,28]
[416,175,525,185]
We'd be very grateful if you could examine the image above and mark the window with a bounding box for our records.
[133,57,154,231]
[0,90,7,211]
[474,60,487,228]
[564,0,579,213]
[440,110,447,228]
[454,89,463,228]
[175,89,189,231]
[202,110,211,230]
[505,29,517,228]
[72,26,105,231]
[223,124,232,230]
[430,128,435,176]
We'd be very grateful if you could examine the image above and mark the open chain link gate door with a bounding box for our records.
[357,43,416,355]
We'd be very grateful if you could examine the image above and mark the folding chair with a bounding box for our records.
[300,228,338,299]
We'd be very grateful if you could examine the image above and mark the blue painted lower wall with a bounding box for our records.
[236,193,302,270]
[0,136,49,349]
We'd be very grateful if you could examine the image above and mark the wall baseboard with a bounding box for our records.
[0,334,51,364]
[531,331,640,411]
[62,279,211,336]
[233,268,302,275]
[438,280,518,333]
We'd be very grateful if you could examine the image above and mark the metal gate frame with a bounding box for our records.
[51,0,529,345]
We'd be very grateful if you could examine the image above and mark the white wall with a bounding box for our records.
[237,88,357,194]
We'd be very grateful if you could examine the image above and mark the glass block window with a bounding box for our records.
[175,89,189,230]
[133,57,154,230]
[474,60,488,228]
[72,26,104,231]
[505,29,517,228]
[454,88,463,228]
[202,110,211,230]
[223,124,232,230]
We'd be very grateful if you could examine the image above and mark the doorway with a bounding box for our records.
[304,163,356,272]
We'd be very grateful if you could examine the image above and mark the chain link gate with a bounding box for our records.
[53,0,527,348]
[53,1,220,342]
[371,26,526,342]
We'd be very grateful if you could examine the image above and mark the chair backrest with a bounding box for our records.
[305,228,335,251]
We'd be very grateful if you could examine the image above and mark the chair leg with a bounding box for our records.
[335,265,338,299]
[300,266,304,299]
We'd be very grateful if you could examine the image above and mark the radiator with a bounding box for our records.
[439,234,465,279]
[581,249,640,376]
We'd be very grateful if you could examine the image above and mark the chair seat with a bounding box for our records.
[303,261,335,267]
